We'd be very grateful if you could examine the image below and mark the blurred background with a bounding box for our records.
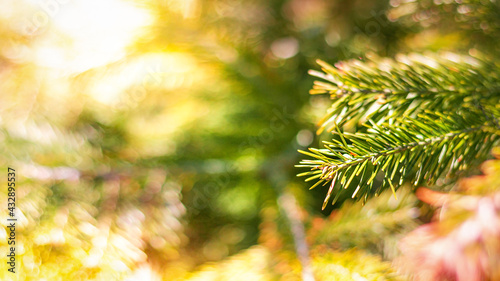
[0,0,498,280]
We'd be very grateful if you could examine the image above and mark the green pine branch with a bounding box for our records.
[297,109,500,209]
[310,53,500,134]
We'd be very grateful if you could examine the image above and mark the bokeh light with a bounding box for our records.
[1,0,499,280]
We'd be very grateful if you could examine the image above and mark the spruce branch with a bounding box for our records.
[310,53,500,134]
[297,110,500,209]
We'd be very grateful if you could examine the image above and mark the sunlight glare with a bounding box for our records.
[34,0,152,73]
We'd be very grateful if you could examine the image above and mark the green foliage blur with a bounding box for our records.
[0,0,498,280]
